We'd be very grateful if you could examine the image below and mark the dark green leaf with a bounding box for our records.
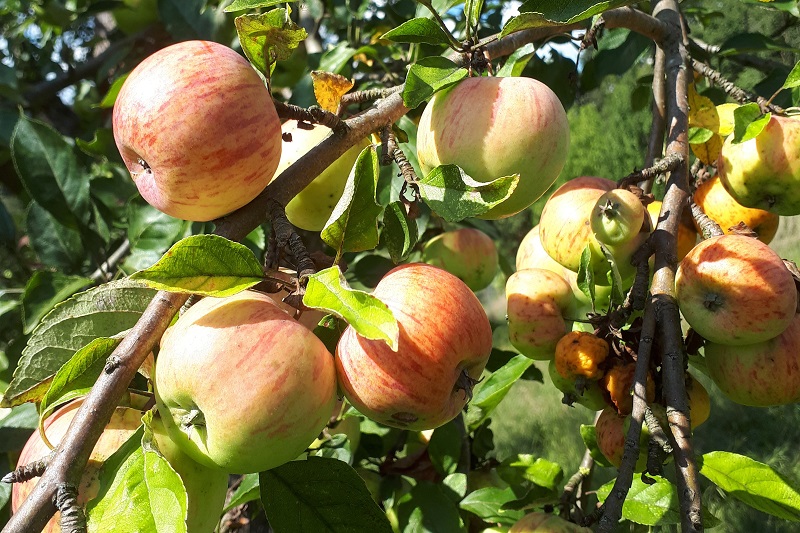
[782,60,800,90]
[466,354,533,429]
[732,103,771,144]
[123,201,187,273]
[382,201,418,264]
[26,202,84,272]
[381,18,452,46]
[402,57,467,109]
[0,403,37,453]
[260,456,393,533]
[719,32,800,56]
[235,8,307,77]
[503,0,636,36]
[0,198,15,246]
[225,0,296,12]
[417,165,519,222]
[459,486,524,525]
[130,234,264,296]
[159,0,219,41]
[396,480,464,532]
[21,271,92,334]
[428,419,462,476]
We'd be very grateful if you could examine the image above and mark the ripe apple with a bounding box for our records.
[12,399,228,532]
[416,76,570,219]
[675,234,797,345]
[335,263,492,430]
[595,406,648,471]
[271,121,371,231]
[646,200,697,261]
[590,189,645,247]
[686,373,710,428]
[693,175,779,244]
[154,290,337,474]
[422,227,499,291]
[704,313,800,406]
[113,40,282,222]
[717,114,800,216]
[506,268,576,360]
[509,511,591,532]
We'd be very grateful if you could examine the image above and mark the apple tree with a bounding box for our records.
[1,0,800,532]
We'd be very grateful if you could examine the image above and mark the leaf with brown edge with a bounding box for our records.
[311,71,354,113]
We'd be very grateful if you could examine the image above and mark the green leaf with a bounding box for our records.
[466,354,533,429]
[225,0,296,12]
[0,198,15,247]
[688,126,715,144]
[402,57,468,109]
[443,473,468,500]
[223,473,260,513]
[96,74,129,108]
[123,200,187,273]
[303,267,399,350]
[260,456,393,533]
[418,165,519,223]
[321,145,382,258]
[159,0,218,41]
[503,0,636,36]
[319,42,358,74]
[597,242,625,305]
[732,103,771,144]
[576,245,596,306]
[783,60,800,90]
[21,271,92,334]
[497,43,537,77]
[497,455,563,491]
[719,32,800,56]
[39,336,123,425]
[460,486,524,525]
[382,201,418,264]
[464,0,485,34]
[381,18,452,46]
[11,115,89,229]
[130,234,264,296]
[0,403,37,453]
[26,202,85,272]
[699,451,800,521]
[396,480,464,532]
[235,8,307,77]
[2,279,156,407]
[87,423,188,533]
[579,424,613,468]
[428,419,462,476]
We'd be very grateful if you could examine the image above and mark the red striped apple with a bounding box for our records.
[675,234,796,345]
[335,264,492,430]
[422,227,498,291]
[113,40,282,222]
[416,76,569,219]
[154,290,337,474]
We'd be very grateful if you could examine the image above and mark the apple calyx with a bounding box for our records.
[454,368,481,401]
[179,408,205,433]
[703,293,724,312]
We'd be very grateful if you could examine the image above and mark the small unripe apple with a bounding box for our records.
[271,121,371,231]
[704,313,800,406]
[155,290,337,474]
[422,228,499,291]
[416,76,570,219]
[693,175,779,243]
[676,234,796,345]
[591,189,645,246]
[113,40,282,221]
[12,399,228,532]
[646,200,697,261]
[509,511,591,532]
[335,264,492,430]
[718,115,800,216]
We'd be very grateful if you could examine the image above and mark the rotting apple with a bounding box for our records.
[335,263,492,430]
[675,234,797,345]
[422,227,499,291]
[113,40,282,222]
[12,399,228,533]
[509,511,592,532]
[154,290,337,474]
[416,76,570,219]
[704,313,800,406]
[271,121,371,231]
[717,114,800,216]
[693,175,779,244]
[506,268,576,360]
[646,200,697,261]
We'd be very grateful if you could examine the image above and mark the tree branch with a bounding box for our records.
[691,59,785,114]
[644,46,667,184]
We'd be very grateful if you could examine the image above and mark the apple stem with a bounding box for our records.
[55,482,86,533]
[2,450,54,484]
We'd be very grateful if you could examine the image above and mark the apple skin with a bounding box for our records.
[590,189,645,247]
[154,290,337,474]
[272,121,371,231]
[675,234,797,345]
[693,175,779,244]
[416,76,569,219]
[509,512,591,532]
[113,40,282,222]
[646,200,697,261]
[595,406,647,471]
[718,114,800,216]
[686,373,711,428]
[506,268,576,360]
[704,313,800,406]
[422,228,499,291]
[335,263,492,430]
[12,400,228,533]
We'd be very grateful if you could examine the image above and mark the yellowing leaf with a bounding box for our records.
[311,71,354,113]
[688,83,720,133]
[690,132,723,165]
[716,103,739,137]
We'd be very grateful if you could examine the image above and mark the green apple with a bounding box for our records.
[590,188,645,247]
[547,359,608,411]
[422,227,499,291]
[272,121,371,231]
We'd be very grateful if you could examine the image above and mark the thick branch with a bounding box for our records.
[594,7,670,43]
[644,46,667,180]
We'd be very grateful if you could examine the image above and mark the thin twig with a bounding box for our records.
[691,59,785,115]
[89,240,130,282]
[689,199,724,239]
[618,153,684,189]
[273,102,349,134]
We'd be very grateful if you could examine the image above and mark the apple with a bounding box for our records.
[685,373,711,428]
[675,234,797,345]
[113,40,282,222]
[265,288,326,330]
[646,200,697,261]
[154,290,337,473]
[509,511,591,532]
[335,263,492,430]
[12,399,228,532]
[547,359,608,411]
[590,188,645,247]
[717,114,800,216]
[704,313,800,406]
[693,175,779,244]
[271,121,371,231]
[595,406,648,471]
[416,76,570,219]
[600,361,655,416]
[506,268,576,360]
[422,227,499,291]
